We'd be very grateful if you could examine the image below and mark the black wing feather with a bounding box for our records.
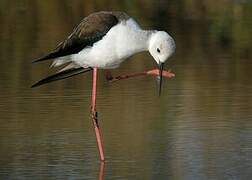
[31,67,92,88]
[33,12,119,63]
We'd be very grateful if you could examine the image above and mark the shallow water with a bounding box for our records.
[0,1,252,179]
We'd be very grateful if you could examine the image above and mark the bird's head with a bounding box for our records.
[148,31,176,95]
[148,31,176,65]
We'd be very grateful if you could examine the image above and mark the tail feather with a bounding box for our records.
[31,67,92,88]
[33,43,65,63]
[33,52,58,63]
[50,58,71,68]
[58,63,77,72]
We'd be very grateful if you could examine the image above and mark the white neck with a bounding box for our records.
[114,28,154,60]
[126,30,155,59]
[132,30,155,53]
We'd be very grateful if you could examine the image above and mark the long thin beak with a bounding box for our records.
[158,62,164,96]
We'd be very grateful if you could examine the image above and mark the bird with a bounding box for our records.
[32,11,176,161]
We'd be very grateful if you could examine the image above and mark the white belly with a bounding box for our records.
[71,19,148,69]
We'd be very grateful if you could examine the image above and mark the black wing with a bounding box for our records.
[33,12,119,63]
[31,67,92,88]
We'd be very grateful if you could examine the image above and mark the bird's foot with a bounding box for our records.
[146,69,175,78]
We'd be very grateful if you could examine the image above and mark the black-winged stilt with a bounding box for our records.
[32,11,176,161]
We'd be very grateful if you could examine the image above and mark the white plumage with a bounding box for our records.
[32,11,176,89]
[53,18,175,70]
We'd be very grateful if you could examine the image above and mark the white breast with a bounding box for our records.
[72,18,148,69]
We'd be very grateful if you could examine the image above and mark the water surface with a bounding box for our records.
[0,1,252,179]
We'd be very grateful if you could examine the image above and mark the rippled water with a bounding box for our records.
[0,1,252,179]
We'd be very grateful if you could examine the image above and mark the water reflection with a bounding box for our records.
[0,0,252,179]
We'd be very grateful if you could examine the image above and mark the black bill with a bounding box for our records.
[158,62,164,96]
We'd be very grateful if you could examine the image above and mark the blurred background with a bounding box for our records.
[0,0,251,179]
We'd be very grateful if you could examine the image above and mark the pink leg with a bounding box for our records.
[107,69,175,83]
[91,68,105,162]
[98,162,105,180]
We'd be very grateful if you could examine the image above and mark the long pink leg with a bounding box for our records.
[98,162,105,180]
[106,69,175,83]
[91,67,105,162]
